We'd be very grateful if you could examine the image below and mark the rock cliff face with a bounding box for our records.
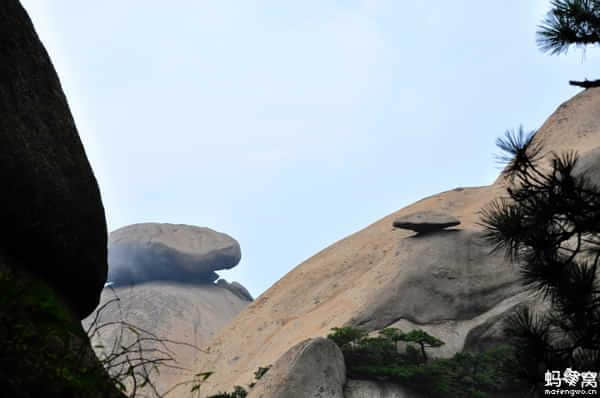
[0,1,119,396]
[186,87,600,396]
[0,0,108,320]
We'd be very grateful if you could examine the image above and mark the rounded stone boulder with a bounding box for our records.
[248,337,346,398]
[108,223,241,286]
[393,211,460,234]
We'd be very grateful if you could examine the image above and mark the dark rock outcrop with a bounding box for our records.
[0,0,107,319]
[393,211,460,234]
[108,223,241,285]
[0,2,121,396]
[0,259,123,398]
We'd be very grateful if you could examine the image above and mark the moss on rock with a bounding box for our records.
[0,260,123,398]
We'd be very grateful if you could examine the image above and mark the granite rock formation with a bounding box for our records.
[85,223,252,394]
[108,223,241,285]
[392,211,460,234]
[0,0,108,320]
[216,279,254,301]
[0,2,120,396]
[247,337,346,398]
[182,88,600,396]
[85,282,252,394]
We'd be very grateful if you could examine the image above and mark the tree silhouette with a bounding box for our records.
[398,329,444,363]
[480,127,600,393]
[537,0,600,87]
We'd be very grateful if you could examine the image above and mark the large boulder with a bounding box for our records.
[108,223,241,285]
[92,223,250,395]
[0,0,108,319]
[247,337,346,398]
[0,2,121,396]
[84,281,252,395]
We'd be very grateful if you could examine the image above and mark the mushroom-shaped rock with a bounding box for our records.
[108,223,241,286]
[393,211,460,234]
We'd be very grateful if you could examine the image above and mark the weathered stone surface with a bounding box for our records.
[84,282,251,394]
[463,305,519,354]
[247,337,345,398]
[108,223,241,285]
[0,0,108,319]
[216,279,254,301]
[393,211,460,233]
[463,295,549,354]
[344,379,423,398]
[353,228,524,330]
[177,88,600,396]
[574,147,600,186]
[1,251,123,398]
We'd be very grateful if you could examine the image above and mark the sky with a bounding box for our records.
[20,1,600,298]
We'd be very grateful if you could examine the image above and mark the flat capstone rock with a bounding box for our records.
[393,211,460,233]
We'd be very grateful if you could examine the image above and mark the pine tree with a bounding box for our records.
[480,127,600,393]
[537,0,600,87]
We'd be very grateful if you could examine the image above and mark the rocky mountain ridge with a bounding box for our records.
[184,87,600,397]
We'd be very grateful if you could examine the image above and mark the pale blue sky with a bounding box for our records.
[21,1,600,297]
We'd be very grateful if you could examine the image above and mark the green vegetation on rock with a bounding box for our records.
[328,326,523,398]
[0,263,122,398]
[206,364,271,398]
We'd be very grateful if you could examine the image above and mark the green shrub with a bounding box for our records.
[327,326,368,349]
[327,326,522,398]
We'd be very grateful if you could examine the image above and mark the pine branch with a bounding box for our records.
[569,79,600,88]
